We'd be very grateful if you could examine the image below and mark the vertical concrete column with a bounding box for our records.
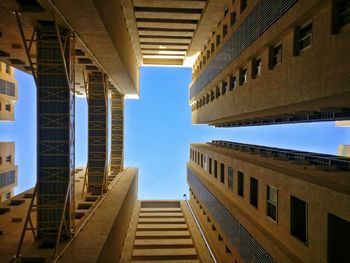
[88,72,108,193]
[36,24,75,244]
[110,89,124,175]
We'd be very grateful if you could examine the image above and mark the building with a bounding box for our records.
[338,145,350,157]
[188,140,350,262]
[0,168,217,262]
[0,62,17,121]
[0,1,349,262]
[190,0,350,127]
[0,142,18,202]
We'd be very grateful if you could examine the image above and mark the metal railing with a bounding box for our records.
[210,140,350,171]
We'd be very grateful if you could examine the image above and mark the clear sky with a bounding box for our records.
[0,67,349,198]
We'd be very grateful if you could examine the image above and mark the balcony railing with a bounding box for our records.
[210,140,350,171]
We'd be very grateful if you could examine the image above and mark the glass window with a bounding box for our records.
[290,195,308,243]
[220,163,225,184]
[270,44,282,68]
[222,24,228,37]
[222,80,227,95]
[252,58,262,78]
[237,171,244,197]
[228,167,233,191]
[214,160,218,178]
[298,23,312,51]
[240,68,247,85]
[215,86,220,99]
[250,177,258,208]
[327,213,350,262]
[241,0,248,13]
[230,12,236,27]
[216,34,221,46]
[5,104,11,112]
[209,158,212,174]
[5,64,10,74]
[267,185,278,222]
[229,75,236,91]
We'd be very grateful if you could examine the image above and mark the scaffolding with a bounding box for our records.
[110,88,124,176]
[87,72,108,194]
[35,22,75,246]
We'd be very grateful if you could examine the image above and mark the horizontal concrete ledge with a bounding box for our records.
[138,218,186,223]
[134,239,194,246]
[139,212,184,218]
[137,224,188,230]
[132,248,197,257]
[135,230,191,238]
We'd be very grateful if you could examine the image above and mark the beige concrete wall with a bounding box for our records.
[0,62,17,121]
[188,144,350,262]
[191,0,350,125]
[0,142,18,201]
[58,168,138,263]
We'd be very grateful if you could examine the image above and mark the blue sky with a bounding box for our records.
[0,67,349,198]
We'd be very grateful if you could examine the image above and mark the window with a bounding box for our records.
[204,155,208,171]
[5,104,11,112]
[328,213,350,262]
[267,185,278,222]
[6,155,12,163]
[228,167,233,191]
[211,43,215,53]
[209,158,212,174]
[214,160,218,178]
[240,0,247,13]
[222,24,228,37]
[216,34,221,46]
[239,68,247,85]
[203,56,206,65]
[215,86,220,99]
[252,58,262,78]
[332,0,350,34]
[207,50,210,60]
[210,90,214,101]
[200,154,203,168]
[250,177,258,208]
[294,23,312,55]
[197,152,200,165]
[237,171,244,197]
[230,12,236,27]
[229,75,236,91]
[290,196,308,243]
[269,44,282,69]
[220,163,225,184]
[0,156,2,165]
[5,64,10,74]
[222,80,227,95]
[206,94,210,104]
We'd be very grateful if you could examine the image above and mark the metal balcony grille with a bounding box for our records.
[0,79,15,97]
[187,168,275,263]
[210,140,350,171]
[36,24,75,244]
[110,89,124,175]
[190,0,298,100]
[0,170,15,188]
[88,72,107,193]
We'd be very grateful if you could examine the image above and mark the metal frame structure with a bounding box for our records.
[87,72,108,194]
[36,22,75,246]
[110,87,124,176]
[14,16,76,258]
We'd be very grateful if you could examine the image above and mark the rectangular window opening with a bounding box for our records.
[290,195,308,244]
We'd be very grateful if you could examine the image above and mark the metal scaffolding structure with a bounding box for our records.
[87,72,108,194]
[110,88,124,176]
[36,23,75,246]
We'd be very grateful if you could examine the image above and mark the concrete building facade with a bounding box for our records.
[0,142,18,202]
[190,0,350,127]
[0,62,17,121]
[187,141,350,263]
